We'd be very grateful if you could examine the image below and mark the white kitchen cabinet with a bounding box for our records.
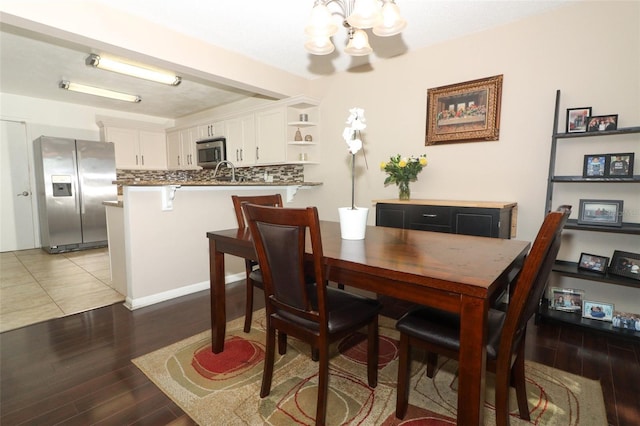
[255,108,286,164]
[100,125,167,170]
[166,127,198,169]
[197,120,225,140]
[225,115,255,166]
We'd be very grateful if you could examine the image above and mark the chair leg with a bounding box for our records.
[512,348,530,421]
[278,331,288,355]
[243,276,254,333]
[494,364,512,426]
[395,333,411,419]
[426,352,438,378]
[311,347,319,361]
[315,344,330,426]
[260,323,276,398]
[367,317,379,388]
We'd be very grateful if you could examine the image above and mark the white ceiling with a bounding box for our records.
[0,0,572,119]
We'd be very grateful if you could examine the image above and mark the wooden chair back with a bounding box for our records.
[242,203,327,327]
[231,194,284,228]
[498,205,571,364]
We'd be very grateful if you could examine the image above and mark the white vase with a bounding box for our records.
[338,207,369,240]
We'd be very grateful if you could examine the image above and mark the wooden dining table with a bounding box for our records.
[206,220,530,425]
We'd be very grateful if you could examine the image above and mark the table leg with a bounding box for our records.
[209,238,226,353]
[457,295,488,426]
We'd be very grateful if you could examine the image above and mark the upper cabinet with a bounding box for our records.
[98,118,167,170]
[197,120,226,140]
[255,108,286,165]
[167,95,320,168]
[225,114,256,166]
[166,127,198,170]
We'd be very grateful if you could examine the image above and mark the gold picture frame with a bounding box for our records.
[426,74,503,145]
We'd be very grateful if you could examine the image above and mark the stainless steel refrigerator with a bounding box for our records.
[33,136,117,253]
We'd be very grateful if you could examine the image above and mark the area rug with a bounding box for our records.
[133,309,606,425]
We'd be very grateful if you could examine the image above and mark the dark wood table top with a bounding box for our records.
[208,220,530,299]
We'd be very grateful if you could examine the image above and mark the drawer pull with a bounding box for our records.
[422,214,437,218]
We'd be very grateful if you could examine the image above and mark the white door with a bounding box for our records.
[1,120,36,251]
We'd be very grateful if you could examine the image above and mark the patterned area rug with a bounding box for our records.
[133,309,606,425]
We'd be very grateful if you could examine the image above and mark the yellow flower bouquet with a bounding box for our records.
[381,154,427,200]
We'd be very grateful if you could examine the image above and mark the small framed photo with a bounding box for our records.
[566,107,591,133]
[583,154,607,178]
[578,252,609,274]
[577,199,623,227]
[607,153,634,177]
[582,300,614,322]
[549,287,584,312]
[608,250,640,281]
[586,114,618,132]
[612,311,640,330]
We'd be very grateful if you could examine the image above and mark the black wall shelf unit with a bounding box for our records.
[540,90,639,339]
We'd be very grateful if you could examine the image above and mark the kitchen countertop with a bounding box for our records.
[113,180,323,187]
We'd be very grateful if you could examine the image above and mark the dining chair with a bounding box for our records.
[395,205,571,426]
[243,203,382,426]
[231,194,284,333]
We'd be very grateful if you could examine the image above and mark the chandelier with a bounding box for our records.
[304,0,407,56]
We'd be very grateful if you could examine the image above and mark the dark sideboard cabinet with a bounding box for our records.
[375,200,517,239]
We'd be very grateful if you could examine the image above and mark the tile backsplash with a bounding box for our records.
[116,164,305,183]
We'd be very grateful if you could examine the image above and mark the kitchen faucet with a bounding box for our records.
[213,160,237,182]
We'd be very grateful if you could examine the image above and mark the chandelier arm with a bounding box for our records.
[320,0,353,20]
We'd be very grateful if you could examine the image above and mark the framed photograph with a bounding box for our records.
[582,300,614,322]
[582,154,607,178]
[549,287,584,312]
[577,252,609,274]
[586,114,618,132]
[577,199,623,227]
[425,74,503,145]
[566,107,591,133]
[608,250,640,281]
[612,311,640,330]
[607,153,634,177]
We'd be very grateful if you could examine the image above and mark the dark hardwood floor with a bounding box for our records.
[1,281,638,425]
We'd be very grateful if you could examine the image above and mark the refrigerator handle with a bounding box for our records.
[72,150,83,215]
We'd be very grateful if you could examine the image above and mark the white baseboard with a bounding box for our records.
[123,272,245,310]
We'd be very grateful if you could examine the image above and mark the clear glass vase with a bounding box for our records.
[398,181,410,200]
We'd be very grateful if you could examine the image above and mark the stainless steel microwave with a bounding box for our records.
[196,137,226,168]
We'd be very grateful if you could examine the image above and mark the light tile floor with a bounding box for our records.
[0,247,124,332]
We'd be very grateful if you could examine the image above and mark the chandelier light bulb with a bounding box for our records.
[373,0,407,36]
[344,29,372,56]
[305,3,338,37]
[305,36,336,55]
[347,0,382,29]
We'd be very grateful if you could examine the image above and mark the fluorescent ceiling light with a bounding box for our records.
[86,54,181,86]
[59,81,141,103]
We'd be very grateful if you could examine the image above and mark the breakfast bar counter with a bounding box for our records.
[105,181,321,310]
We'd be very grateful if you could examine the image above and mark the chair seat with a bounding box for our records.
[276,286,382,334]
[248,269,263,285]
[396,306,506,360]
